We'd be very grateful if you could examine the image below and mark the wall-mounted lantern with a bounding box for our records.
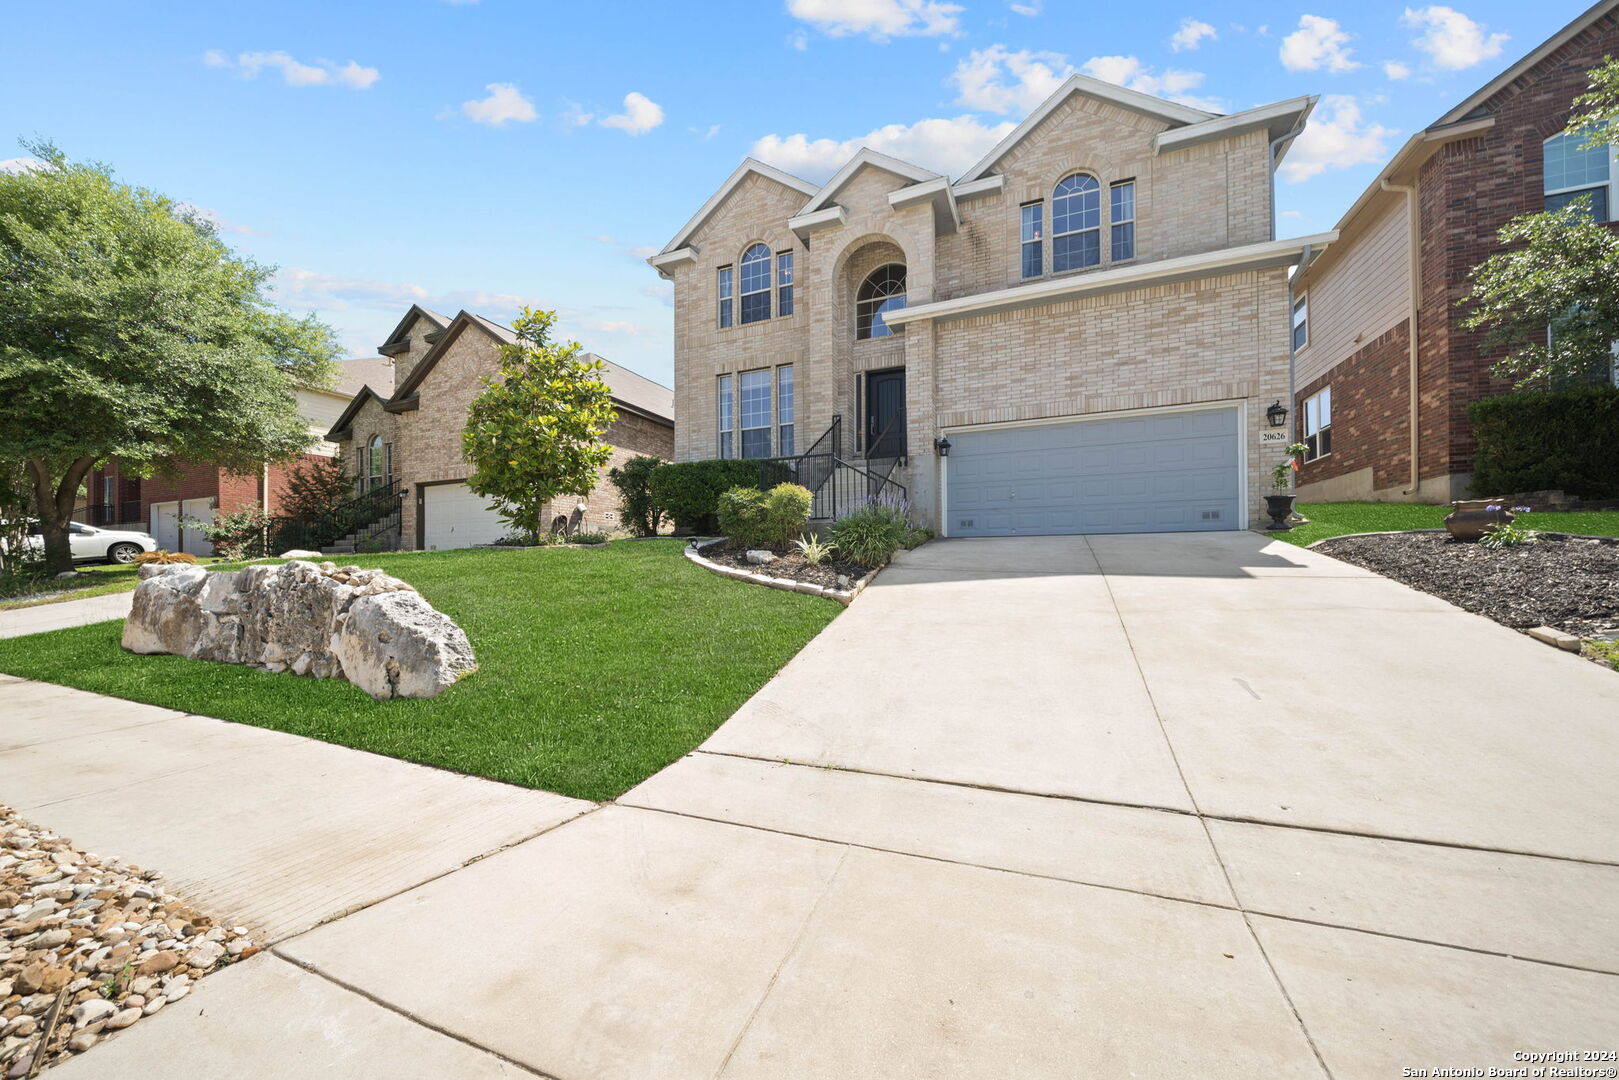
[1266,400,1290,428]
[934,436,952,457]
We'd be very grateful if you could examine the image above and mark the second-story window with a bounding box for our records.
[1544,131,1613,221]
[1110,181,1136,262]
[856,264,907,340]
[1052,173,1101,272]
[777,251,795,316]
[1293,294,1309,351]
[740,244,772,324]
[717,266,733,329]
[1020,203,1043,279]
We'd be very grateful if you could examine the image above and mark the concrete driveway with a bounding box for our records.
[9,533,1618,1079]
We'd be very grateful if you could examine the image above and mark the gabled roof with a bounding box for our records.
[1434,0,1618,127]
[391,310,674,424]
[329,355,396,398]
[324,385,389,442]
[659,158,820,255]
[958,74,1218,183]
[377,304,451,356]
[797,149,940,215]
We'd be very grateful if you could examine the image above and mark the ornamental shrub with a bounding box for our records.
[1467,386,1619,498]
[648,459,764,534]
[132,550,198,565]
[717,486,768,547]
[761,483,813,547]
[607,455,665,537]
[829,492,913,568]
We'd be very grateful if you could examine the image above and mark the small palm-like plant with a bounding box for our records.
[791,533,836,565]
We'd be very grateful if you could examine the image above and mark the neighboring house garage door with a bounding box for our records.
[421,483,507,550]
[945,406,1241,537]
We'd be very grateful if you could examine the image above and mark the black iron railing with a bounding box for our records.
[72,501,144,528]
[759,415,906,520]
[257,479,404,557]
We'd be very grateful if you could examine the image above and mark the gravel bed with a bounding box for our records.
[1315,531,1619,638]
[697,541,873,589]
[0,807,256,1074]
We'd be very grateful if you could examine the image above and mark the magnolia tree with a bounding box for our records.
[0,141,339,574]
[461,309,617,543]
[1462,56,1619,388]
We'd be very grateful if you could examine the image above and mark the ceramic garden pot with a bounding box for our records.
[1445,500,1513,542]
[1264,494,1296,531]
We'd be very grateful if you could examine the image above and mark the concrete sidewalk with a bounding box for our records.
[7,533,1617,1078]
[0,590,133,639]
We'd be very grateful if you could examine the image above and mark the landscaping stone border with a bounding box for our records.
[683,539,879,606]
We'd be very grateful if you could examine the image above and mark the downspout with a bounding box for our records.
[1272,119,1309,509]
[1381,178,1421,496]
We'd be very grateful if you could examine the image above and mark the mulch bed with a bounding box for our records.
[697,540,874,590]
[1315,531,1619,638]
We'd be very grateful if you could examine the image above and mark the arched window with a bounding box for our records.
[739,243,772,323]
[365,434,384,491]
[856,264,907,340]
[1051,173,1101,272]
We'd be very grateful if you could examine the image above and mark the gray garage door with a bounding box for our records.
[945,407,1240,536]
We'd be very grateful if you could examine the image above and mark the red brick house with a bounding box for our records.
[84,357,394,554]
[1291,0,1619,502]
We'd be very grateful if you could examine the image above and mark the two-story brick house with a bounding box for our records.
[325,305,674,549]
[1292,0,1619,503]
[652,75,1334,535]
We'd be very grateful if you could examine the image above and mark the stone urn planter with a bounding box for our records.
[1264,494,1297,531]
[1445,500,1513,542]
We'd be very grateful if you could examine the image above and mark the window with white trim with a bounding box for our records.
[740,369,772,457]
[740,244,771,324]
[1304,386,1331,462]
[716,374,734,457]
[1293,294,1309,351]
[1543,131,1614,221]
[1110,180,1136,262]
[777,364,795,456]
[856,264,907,339]
[717,266,733,329]
[1051,173,1101,272]
[777,251,795,317]
[1020,202,1043,278]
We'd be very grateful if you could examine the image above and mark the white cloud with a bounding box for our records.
[600,92,664,136]
[0,158,42,175]
[952,45,1074,114]
[174,203,258,236]
[641,282,675,307]
[1280,94,1395,182]
[1009,0,1041,14]
[562,102,594,127]
[462,83,538,127]
[1280,209,1304,218]
[1279,15,1360,73]
[787,0,962,40]
[1383,59,1412,79]
[271,268,431,311]
[789,30,810,50]
[752,114,1017,180]
[579,319,651,336]
[219,50,380,89]
[1170,18,1217,52]
[1401,6,1508,71]
[1080,55,1222,111]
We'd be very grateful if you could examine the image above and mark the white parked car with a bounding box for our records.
[11,521,161,564]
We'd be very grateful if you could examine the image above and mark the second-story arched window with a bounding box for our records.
[1052,173,1101,272]
[856,264,907,340]
[739,243,772,324]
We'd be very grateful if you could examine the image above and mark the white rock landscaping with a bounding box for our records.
[121,561,476,700]
[0,806,256,1074]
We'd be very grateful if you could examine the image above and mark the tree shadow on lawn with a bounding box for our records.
[0,541,839,802]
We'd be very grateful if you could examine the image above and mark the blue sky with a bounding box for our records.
[0,0,1590,387]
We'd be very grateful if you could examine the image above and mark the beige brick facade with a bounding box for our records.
[332,311,673,548]
[659,77,1313,530]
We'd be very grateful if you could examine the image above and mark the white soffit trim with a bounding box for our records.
[887,176,960,234]
[798,148,940,215]
[788,205,847,243]
[659,158,819,255]
[884,232,1339,326]
[1434,0,1619,127]
[647,247,697,275]
[1154,96,1316,158]
[951,175,1005,200]
[959,73,1218,184]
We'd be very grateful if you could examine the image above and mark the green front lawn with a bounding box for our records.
[0,540,838,801]
[1276,502,1619,547]
[0,561,151,609]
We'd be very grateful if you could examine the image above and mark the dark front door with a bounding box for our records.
[865,368,906,458]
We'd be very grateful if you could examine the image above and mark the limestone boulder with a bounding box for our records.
[120,560,474,700]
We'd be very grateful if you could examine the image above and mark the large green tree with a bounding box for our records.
[462,308,616,543]
[1460,57,1619,389]
[0,142,338,573]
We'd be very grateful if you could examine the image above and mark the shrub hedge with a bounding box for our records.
[648,459,765,534]
[1467,386,1619,499]
[606,455,665,537]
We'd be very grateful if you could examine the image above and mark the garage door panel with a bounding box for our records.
[947,408,1240,537]
[422,483,508,550]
